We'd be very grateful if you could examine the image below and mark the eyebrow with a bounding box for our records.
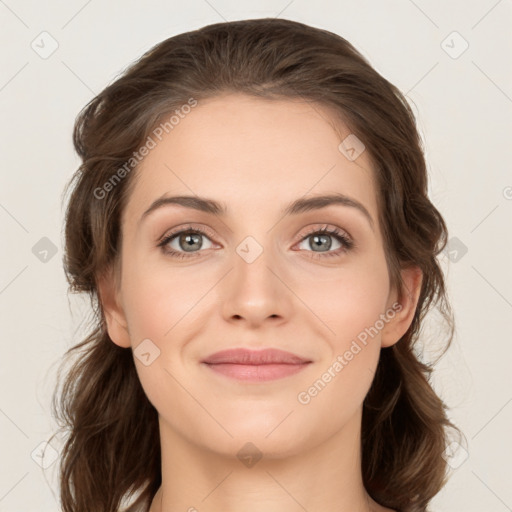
[139,193,375,231]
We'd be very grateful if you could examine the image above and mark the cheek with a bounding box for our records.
[120,257,211,342]
[293,256,391,343]
[119,261,207,416]
[291,257,389,401]
[294,265,389,410]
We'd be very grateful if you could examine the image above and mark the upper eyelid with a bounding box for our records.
[159,224,216,242]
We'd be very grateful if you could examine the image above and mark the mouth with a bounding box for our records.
[201,348,312,382]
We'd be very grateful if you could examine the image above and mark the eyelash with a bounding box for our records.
[157,224,355,260]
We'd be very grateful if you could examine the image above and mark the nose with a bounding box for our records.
[220,239,293,328]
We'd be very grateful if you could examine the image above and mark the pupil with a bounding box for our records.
[311,234,331,252]
[181,233,202,252]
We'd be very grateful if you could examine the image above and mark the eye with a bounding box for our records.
[295,225,354,259]
[157,225,216,259]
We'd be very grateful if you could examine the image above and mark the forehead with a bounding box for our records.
[123,93,378,227]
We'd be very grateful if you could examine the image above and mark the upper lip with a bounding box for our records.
[202,348,311,365]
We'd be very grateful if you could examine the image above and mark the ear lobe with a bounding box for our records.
[380,265,423,349]
[96,267,131,348]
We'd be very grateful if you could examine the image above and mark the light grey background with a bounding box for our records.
[1,1,511,511]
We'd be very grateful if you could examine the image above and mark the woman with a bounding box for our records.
[51,17,462,512]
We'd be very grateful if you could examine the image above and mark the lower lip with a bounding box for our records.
[203,362,311,382]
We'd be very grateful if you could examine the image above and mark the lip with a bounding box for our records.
[202,348,312,382]
[202,348,310,365]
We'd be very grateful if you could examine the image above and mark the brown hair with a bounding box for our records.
[50,17,463,512]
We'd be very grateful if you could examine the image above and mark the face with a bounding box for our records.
[100,92,421,459]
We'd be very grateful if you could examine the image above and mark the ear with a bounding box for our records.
[96,266,131,348]
[380,265,423,348]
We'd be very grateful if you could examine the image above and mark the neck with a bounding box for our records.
[148,407,390,512]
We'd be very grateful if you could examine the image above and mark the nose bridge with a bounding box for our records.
[234,232,279,298]
[220,231,290,324]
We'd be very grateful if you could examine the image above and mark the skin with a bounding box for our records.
[98,93,422,512]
